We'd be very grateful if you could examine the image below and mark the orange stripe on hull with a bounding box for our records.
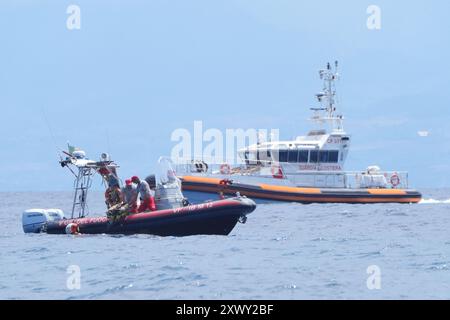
[182,176,223,184]
[367,189,407,195]
[182,185,421,204]
[259,184,321,194]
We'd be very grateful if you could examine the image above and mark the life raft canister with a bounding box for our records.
[271,164,284,179]
[65,223,80,235]
[390,173,400,188]
[220,163,231,175]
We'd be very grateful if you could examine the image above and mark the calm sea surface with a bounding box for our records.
[1,189,450,299]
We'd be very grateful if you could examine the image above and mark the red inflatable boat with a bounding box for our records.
[22,151,256,237]
[43,197,256,236]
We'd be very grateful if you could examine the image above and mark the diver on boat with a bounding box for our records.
[122,179,138,213]
[131,175,156,213]
[105,174,123,209]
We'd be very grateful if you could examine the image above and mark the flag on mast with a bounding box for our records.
[67,142,80,155]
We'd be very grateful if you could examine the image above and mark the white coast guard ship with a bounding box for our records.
[174,62,421,204]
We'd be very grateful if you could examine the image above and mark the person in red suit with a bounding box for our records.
[131,176,156,213]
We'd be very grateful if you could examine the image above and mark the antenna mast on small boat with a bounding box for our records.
[311,61,344,133]
[60,149,119,219]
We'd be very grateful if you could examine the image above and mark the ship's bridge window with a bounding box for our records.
[298,150,308,163]
[310,150,318,163]
[272,150,288,163]
[328,150,339,163]
[309,150,339,163]
[288,150,298,163]
[320,151,329,162]
[286,150,309,163]
[278,150,288,162]
[274,150,311,163]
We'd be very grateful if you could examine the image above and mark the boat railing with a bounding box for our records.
[172,157,410,189]
[343,171,409,189]
[172,156,277,176]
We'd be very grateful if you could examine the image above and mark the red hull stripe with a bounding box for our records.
[57,199,241,227]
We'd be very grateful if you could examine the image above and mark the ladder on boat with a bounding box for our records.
[71,166,94,219]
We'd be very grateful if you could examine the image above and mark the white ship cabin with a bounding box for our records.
[238,129,351,174]
[235,129,398,189]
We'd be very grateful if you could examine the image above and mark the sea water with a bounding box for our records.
[1,189,450,299]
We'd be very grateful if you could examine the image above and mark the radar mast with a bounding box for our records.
[310,61,344,133]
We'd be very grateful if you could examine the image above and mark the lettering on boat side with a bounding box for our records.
[58,217,107,227]
[57,202,219,227]
[173,202,214,214]
[327,137,342,144]
[299,164,342,171]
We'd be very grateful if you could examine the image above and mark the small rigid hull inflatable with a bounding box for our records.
[24,198,255,236]
[174,62,422,204]
[22,152,255,236]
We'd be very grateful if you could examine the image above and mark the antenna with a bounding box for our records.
[41,107,63,161]
[106,129,111,156]
[309,61,344,133]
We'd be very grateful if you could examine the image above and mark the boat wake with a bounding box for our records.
[419,198,450,204]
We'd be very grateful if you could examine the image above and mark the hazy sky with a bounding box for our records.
[1,0,449,191]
